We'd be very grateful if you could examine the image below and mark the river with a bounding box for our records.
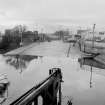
[0,41,105,105]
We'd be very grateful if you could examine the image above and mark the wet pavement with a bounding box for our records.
[0,41,105,105]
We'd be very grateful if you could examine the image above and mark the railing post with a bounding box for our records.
[49,69,52,75]
[28,102,32,105]
[49,69,54,75]
[34,97,38,105]
[58,82,62,105]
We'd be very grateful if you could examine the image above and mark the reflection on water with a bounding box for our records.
[4,55,37,73]
[78,57,105,69]
[78,57,105,88]
[89,66,92,88]
[0,46,105,105]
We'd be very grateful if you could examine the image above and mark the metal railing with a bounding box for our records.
[10,68,63,105]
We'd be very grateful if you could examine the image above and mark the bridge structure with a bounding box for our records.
[10,68,63,105]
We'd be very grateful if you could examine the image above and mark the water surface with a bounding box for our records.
[0,42,105,105]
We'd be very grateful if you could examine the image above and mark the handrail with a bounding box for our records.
[10,68,62,105]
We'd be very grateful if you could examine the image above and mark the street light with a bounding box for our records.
[92,24,96,48]
[19,26,23,47]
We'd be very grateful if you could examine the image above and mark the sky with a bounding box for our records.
[0,0,105,32]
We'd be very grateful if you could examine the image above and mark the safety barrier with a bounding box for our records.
[10,68,63,105]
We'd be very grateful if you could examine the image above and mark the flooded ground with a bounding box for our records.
[0,41,105,105]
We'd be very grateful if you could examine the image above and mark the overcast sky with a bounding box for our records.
[0,0,105,31]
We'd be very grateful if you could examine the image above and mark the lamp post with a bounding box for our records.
[92,24,96,48]
[19,26,23,47]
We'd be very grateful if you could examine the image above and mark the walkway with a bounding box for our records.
[5,41,70,57]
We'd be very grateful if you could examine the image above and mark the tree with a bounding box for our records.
[0,25,27,51]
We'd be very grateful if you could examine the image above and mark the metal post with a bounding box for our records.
[58,82,62,105]
[92,24,96,48]
[20,31,23,47]
[34,97,38,105]
[84,43,85,52]
[19,26,23,47]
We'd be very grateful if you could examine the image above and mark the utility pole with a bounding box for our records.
[19,26,23,47]
[92,24,96,48]
[20,31,23,46]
